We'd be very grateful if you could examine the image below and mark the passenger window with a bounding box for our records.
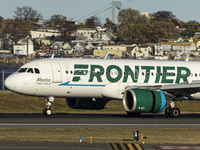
[27,68,34,73]
[66,71,68,74]
[18,68,27,73]
[34,68,40,74]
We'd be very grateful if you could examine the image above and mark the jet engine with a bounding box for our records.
[66,98,109,109]
[123,89,166,113]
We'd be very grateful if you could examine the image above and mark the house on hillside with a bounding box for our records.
[13,36,34,56]
[131,46,152,58]
[63,42,75,54]
[50,41,64,56]
[85,42,96,50]
[73,42,86,53]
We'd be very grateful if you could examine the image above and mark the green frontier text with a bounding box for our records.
[72,64,191,84]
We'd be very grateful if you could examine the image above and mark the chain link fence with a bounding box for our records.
[0,70,17,91]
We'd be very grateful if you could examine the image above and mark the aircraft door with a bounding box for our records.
[51,62,62,83]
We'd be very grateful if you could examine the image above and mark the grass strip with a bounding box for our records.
[0,128,200,145]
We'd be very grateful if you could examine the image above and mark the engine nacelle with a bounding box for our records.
[123,89,166,113]
[66,98,109,110]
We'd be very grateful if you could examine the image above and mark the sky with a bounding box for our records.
[0,0,200,24]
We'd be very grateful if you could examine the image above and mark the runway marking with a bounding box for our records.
[127,144,135,150]
[135,144,143,150]
[110,143,144,150]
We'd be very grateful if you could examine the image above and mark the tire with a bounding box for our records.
[43,108,52,116]
[165,107,171,117]
[170,107,180,118]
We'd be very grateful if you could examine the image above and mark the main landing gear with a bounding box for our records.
[43,97,54,116]
[165,101,180,118]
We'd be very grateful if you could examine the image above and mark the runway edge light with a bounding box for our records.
[80,134,82,143]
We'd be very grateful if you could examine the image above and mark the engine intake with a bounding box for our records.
[123,89,166,113]
[66,98,109,110]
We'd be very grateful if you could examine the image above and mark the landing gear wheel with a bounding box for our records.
[165,107,171,117]
[43,97,54,116]
[170,107,180,118]
[43,108,52,116]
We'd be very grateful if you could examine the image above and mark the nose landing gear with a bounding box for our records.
[43,97,54,116]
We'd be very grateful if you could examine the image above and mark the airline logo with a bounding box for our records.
[72,64,191,84]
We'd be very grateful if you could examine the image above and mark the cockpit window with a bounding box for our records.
[17,67,40,74]
[27,68,34,73]
[34,68,40,74]
[18,68,27,73]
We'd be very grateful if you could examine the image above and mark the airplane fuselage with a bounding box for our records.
[5,58,200,99]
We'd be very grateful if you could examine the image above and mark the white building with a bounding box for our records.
[13,36,34,56]
[75,28,96,37]
[30,29,61,39]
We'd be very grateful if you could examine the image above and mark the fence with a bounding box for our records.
[0,70,15,91]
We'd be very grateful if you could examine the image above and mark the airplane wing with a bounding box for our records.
[161,81,200,100]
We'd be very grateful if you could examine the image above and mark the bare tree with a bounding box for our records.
[14,6,43,23]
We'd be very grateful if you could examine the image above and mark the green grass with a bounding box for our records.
[0,128,200,145]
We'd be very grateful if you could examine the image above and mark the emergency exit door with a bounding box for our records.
[51,62,62,83]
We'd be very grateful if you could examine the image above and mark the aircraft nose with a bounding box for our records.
[5,74,18,91]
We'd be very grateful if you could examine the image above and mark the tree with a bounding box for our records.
[116,9,149,44]
[118,9,148,25]
[13,6,43,24]
[78,23,87,28]
[46,14,77,42]
[149,20,179,42]
[180,26,196,37]
[104,18,114,28]
[46,14,67,27]
[60,20,78,42]
[1,20,31,41]
[151,11,179,25]
[85,16,101,28]
[0,19,32,49]
[180,21,200,37]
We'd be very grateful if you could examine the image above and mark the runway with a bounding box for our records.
[0,113,200,128]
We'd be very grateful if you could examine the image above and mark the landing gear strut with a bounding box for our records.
[165,101,180,118]
[43,97,54,116]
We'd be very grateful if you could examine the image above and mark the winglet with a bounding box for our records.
[185,57,189,62]
[104,52,111,59]
[51,54,55,59]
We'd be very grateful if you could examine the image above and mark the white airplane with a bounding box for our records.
[4,58,200,117]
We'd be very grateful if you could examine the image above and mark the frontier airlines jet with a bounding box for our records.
[5,58,200,117]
